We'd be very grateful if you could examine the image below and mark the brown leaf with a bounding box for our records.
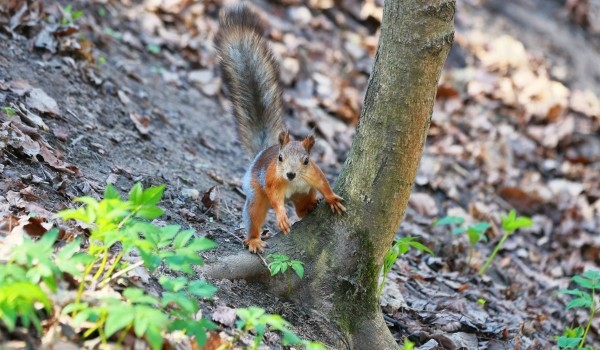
[129,112,151,135]
[202,186,221,221]
[22,216,49,238]
[26,88,60,116]
[0,214,19,236]
[409,192,439,217]
[436,83,460,99]
[38,143,80,175]
[117,90,131,105]
[211,305,236,327]
[9,79,32,96]
[499,187,543,215]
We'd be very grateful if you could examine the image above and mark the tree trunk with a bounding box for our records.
[203,0,455,348]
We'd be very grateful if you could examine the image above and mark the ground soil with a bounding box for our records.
[1,0,599,348]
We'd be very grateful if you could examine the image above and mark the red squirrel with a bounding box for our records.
[215,5,345,253]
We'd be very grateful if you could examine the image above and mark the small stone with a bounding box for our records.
[181,188,200,200]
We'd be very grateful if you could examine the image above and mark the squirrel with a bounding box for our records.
[215,4,346,253]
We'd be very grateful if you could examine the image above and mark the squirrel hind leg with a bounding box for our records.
[243,194,269,253]
[291,189,318,219]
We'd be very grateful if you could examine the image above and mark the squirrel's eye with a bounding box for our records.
[278,154,283,162]
[303,157,309,165]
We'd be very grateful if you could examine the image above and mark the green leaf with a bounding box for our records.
[434,216,464,226]
[188,280,218,299]
[123,288,159,305]
[146,44,161,54]
[142,185,165,206]
[281,329,302,345]
[560,288,584,296]
[136,206,164,220]
[451,226,465,235]
[270,262,281,276]
[105,305,135,338]
[133,314,149,338]
[572,275,594,289]
[557,336,582,348]
[104,185,120,200]
[291,261,304,279]
[304,340,328,350]
[38,228,59,250]
[173,230,194,249]
[471,222,491,233]
[72,9,84,20]
[61,302,89,315]
[582,270,600,281]
[145,325,164,350]
[406,241,433,255]
[161,292,198,315]
[186,237,217,251]
[566,295,593,309]
[159,276,188,292]
[129,183,144,206]
[501,210,532,232]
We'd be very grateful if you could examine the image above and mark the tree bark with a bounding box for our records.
[203,0,455,348]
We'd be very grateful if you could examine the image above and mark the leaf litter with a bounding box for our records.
[0,0,599,348]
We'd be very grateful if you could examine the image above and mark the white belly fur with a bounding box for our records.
[285,179,311,199]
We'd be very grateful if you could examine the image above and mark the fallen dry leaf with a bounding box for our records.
[38,143,80,175]
[129,112,151,135]
[211,305,237,327]
[26,88,60,116]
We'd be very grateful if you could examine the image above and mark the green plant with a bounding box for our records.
[267,254,304,294]
[57,183,217,348]
[557,270,600,349]
[234,307,326,350]
[478,210,532,276]
[146,43,161,54]
[435,216,490,265]
[61,5,84,25]
[402,339,415,350]
[0,229,90,333]
[1,106,16,117]
[378,236,433,298]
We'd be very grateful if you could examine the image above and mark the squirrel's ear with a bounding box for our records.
[302,133,315,153]
[278,131,290,148]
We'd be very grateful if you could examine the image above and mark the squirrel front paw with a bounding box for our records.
[276,213,291,234]
[244,237,266,253]
[326,194,346,215]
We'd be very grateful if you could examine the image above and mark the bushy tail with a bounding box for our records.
[215,4,284,156]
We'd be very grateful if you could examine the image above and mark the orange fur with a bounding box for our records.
[217,5,344,254]
[242,145,345,253]
[290,189,318,218]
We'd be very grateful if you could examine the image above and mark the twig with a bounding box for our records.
[100,260,145,286]
[256,253,268,268]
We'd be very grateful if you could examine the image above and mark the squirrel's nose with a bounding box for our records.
[286,172,296,180]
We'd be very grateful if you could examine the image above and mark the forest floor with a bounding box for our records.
[1,0,599,349]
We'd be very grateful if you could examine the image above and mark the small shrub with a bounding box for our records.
[557,270,600,349]
[1,106,16,118]
[235,307,326,350]
[478,210,532,275]
[0,229,90,333]
[61,5,84,25]
[267,254,304,294]
[378,236,433,298]
[435,216,490,265]
[57,183,217,349]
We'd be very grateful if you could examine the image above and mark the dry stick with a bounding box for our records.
[100,260,145,286]
[98,251,123,288]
